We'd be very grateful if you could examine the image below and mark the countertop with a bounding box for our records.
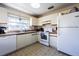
[0,31,37,37]
[0,30,57,37]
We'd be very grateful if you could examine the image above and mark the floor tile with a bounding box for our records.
[8,43,67,56]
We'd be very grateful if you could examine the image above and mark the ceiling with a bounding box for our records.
[3,3,73,17]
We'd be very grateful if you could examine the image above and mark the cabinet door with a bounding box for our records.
[24,34,33,46]
[31,17,38,25]
[16,34,26,49]
[0,7,7,23]
[31,33,38,43]
[0,35,16,56]
[17,33,38,49]
[16,34,34,49]
[37,32,41,42]
[50,36,57,48]
[24,33,38,46]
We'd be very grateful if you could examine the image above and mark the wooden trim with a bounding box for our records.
[42,23,51,26]
[51,24,57,26]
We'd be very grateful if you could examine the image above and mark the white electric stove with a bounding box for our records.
[39,31,50,46]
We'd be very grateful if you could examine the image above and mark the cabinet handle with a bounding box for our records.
[32,33,37,35]
[0,36,8,40]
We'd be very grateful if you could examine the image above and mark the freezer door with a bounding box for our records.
[58,12,79,28]
[57,28,79,56]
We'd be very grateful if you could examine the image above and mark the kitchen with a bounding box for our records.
[0,3,79,56]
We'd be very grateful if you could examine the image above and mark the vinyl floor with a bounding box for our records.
[8,43,68,56]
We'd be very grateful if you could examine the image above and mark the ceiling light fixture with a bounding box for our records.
[31,3,40,8]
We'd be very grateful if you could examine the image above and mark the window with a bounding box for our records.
[7,14,30,31]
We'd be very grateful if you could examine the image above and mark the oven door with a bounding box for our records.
[39,32,50,46]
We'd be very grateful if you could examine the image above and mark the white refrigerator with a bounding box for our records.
[57,12,79,56]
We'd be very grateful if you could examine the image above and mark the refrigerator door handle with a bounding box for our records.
[75,15,79,17]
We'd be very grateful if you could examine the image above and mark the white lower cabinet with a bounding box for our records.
[0,35,16,56]
[0,33,38,55]
[31,33,38,43]
[16,34,26,49]
[50,36,57,48]
[16,33,38,49]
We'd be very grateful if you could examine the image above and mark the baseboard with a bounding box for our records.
[57,50,71,56]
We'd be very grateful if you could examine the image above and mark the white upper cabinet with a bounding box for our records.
[38,13,58,25]
[30,17,38,26]
[0,7,7,23]
[58,12,79,28]
[50,13,58,24]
